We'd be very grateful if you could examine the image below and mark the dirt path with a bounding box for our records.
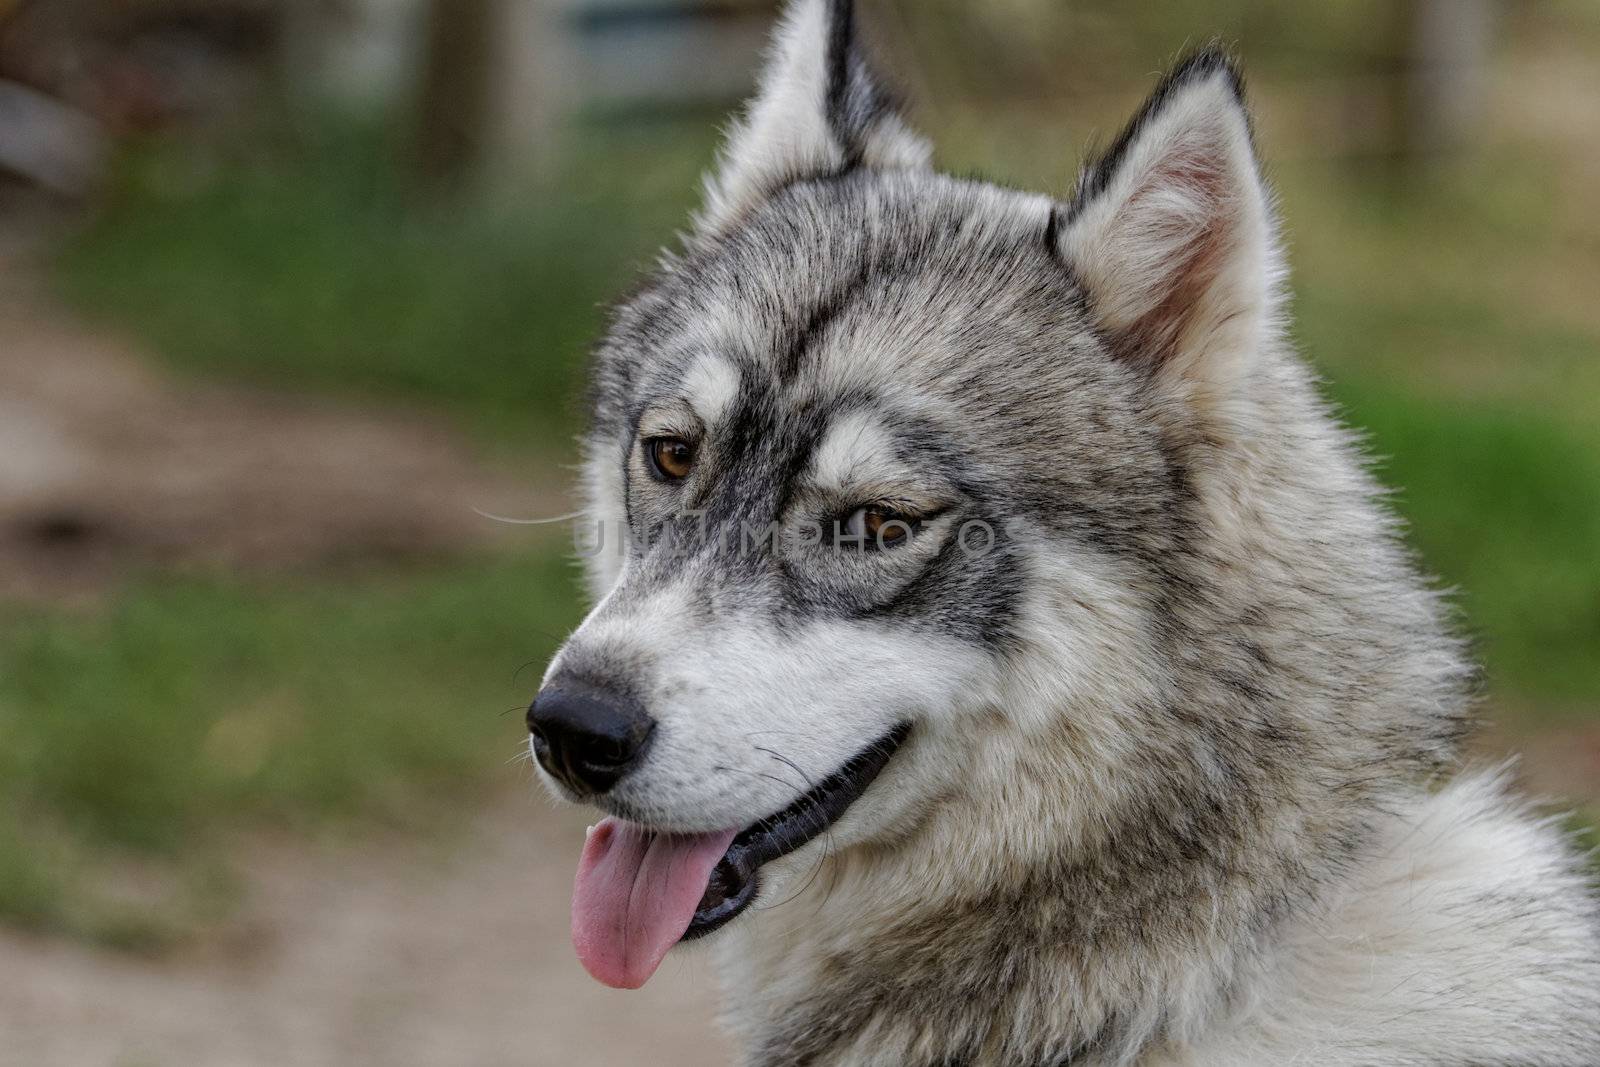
[0,281,556,603]
[0,800,730,1067]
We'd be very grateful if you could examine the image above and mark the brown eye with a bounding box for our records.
[844,506,914,548]
[646,437,696,482]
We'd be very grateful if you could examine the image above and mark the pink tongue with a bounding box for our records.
[571,818,739,989]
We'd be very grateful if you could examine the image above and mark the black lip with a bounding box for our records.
[681,722,912,940]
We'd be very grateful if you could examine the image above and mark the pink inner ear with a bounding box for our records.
[1113,148,1235,369]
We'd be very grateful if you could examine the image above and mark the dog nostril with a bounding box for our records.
[527,682,655,797]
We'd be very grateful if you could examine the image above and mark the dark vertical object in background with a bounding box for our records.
[1403,0,1494,157]
[413,0,502,195]
[1386,0,1494,169]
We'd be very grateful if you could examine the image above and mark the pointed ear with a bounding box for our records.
[696,0,931,237]
[1057,50,1281,402]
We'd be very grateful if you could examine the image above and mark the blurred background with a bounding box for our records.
[0,1,1595,1064]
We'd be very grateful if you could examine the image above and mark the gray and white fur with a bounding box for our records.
[538,0,1600,1062]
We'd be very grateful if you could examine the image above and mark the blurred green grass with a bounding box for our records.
[7,88,1598,942]
[1326,381,1600,710]
[0,551,582,946]
[55,118,715,447]
[1281,161,1600,712]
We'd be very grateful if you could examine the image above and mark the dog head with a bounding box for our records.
[533,0,1311,990]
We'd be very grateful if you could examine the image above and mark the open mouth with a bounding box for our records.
[570,723,911,989]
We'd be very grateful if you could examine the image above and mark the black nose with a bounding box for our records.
[527,682,655,796]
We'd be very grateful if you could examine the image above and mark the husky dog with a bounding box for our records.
[527,1,1600,1062]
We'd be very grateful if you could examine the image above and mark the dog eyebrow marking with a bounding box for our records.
[806,407,911,492]
[679,354,742,428]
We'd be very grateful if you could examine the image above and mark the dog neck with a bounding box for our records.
[711,728,1329,1067]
